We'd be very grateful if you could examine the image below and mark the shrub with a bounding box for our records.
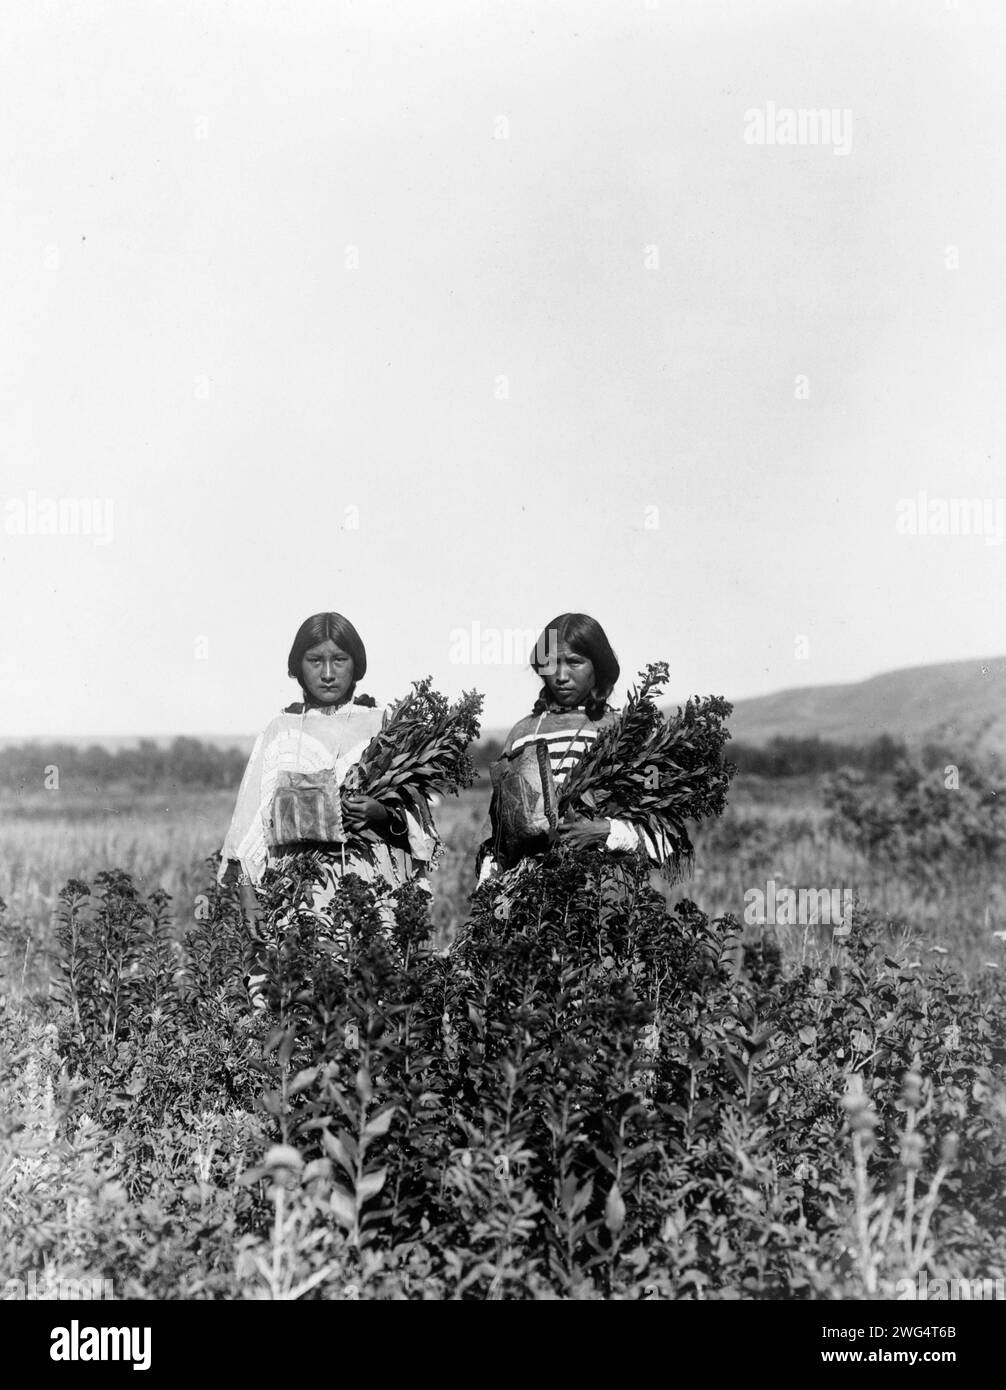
[4,793,1003,1299]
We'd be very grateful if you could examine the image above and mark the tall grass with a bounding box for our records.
[2,764,1005,1301]
[5,776,1005,979]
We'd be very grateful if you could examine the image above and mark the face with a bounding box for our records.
[300,639,355,705]
[541,640,596,709]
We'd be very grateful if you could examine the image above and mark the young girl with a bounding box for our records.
[219,612,438,996]
[477,612,669,885]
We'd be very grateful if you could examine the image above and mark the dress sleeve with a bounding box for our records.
[400,795,440,864]
[476,852,499,886]
[605,817,672,868]
[605,818,641,854]
[218,725,276,886]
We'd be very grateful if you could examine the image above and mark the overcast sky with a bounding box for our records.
[3,0,1005,738]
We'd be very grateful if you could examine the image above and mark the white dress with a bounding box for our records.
[218,702,438,894]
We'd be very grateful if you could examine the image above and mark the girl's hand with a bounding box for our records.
[344,795,389,830]
[557,816,610,850]
[240,881,263,932]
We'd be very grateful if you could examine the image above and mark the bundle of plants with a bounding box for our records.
[558,662,735,881]
[341,678,484,859]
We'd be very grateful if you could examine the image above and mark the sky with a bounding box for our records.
[2,0,1005,739]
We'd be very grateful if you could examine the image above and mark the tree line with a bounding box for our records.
[731,733,983,778]
[0,731,966,794]
[0,738,251,792]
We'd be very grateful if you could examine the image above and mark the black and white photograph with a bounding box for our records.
[2,0,1004,1343]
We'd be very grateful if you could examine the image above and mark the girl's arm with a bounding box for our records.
[239,876,263,926]
[607,817,671,865]
[474,719,526,884]
[556,816,610,850]
[558,814,666,863]
[476,846,499,885]
[606,818,642,853]
[238,876,268,1011]
[344,795,431,855]
[218,724,277,886]
[343,795,393,833]
[396,791,440,863]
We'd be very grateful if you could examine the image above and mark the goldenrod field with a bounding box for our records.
[3,772,1005,1301]
[4,776,1003,984]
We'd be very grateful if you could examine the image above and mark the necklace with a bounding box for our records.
[304,695,353,716]
[295,700,356,770]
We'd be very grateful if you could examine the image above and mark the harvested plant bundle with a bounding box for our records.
[558,662,735,877]
[341,678,483,856]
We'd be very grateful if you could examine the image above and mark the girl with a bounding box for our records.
[477,612,669,886]
[219,612,438,998]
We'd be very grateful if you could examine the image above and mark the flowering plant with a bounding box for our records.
[558,662,735,877]
[340,678,484,855]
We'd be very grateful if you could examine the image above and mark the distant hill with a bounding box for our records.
[727,656,1006,760]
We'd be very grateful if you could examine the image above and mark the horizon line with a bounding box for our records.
[7,653,1005,743]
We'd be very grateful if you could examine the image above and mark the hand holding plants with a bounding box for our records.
[343,795,389,831]
[557,814,610,850]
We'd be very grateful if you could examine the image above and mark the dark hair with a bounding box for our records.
[287,612,367,695]
[529,612,619,720]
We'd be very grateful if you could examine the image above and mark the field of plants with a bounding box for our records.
[2,751,1006,1300]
